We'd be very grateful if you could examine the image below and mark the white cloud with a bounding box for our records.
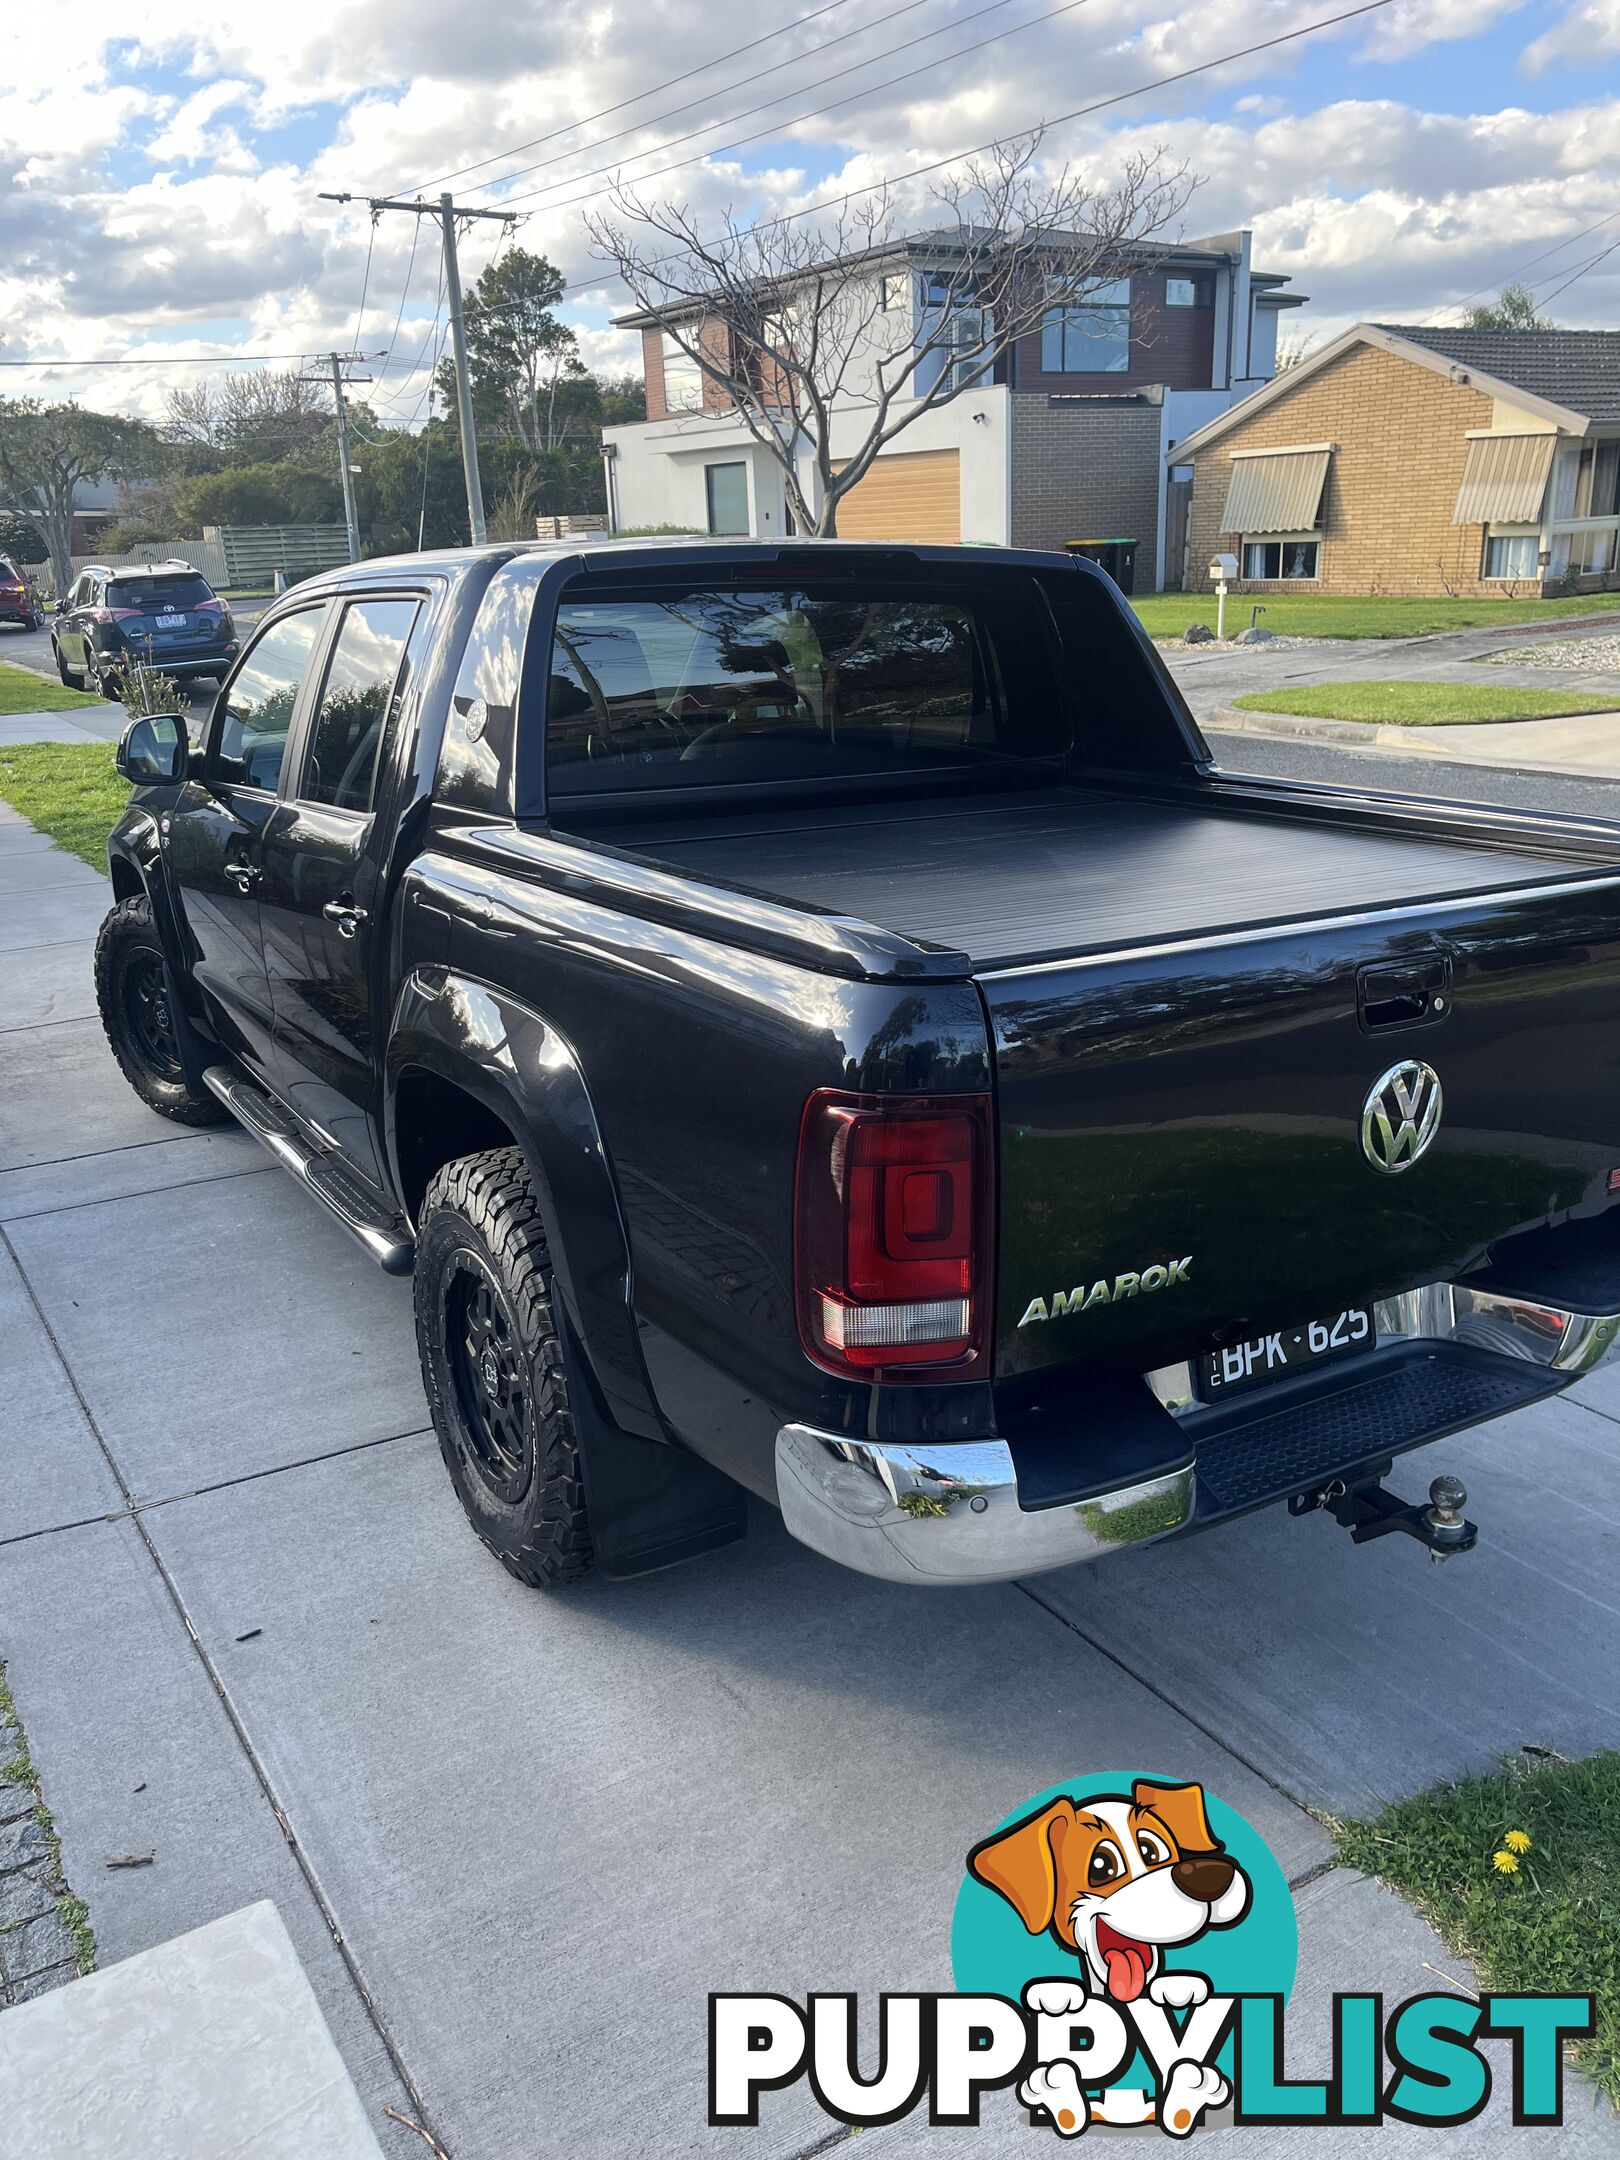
[1523,0,1620,68]
[145,79,256,165]
[5,0,1620,422]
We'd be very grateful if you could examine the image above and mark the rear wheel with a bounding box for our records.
[414,1146,594,1590]
[87,653,121,700]
[93,897,227,1126]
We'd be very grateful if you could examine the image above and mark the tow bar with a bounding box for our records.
[1289,1467,1476,1561]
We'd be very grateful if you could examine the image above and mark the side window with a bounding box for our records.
[298,597,419,812]
[215,609,325,792]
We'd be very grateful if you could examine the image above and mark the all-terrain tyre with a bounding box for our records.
[94,897,228,1126]
[414,1146,594,1590]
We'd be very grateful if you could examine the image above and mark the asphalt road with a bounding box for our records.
[1206,725,1620,819]
[0,604,268,717]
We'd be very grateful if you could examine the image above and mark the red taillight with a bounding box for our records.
[87,607,141,623]
[794,1089,994,1380]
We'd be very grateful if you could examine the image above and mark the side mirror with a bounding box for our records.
[54,597,68,614]
[116,713,187,787]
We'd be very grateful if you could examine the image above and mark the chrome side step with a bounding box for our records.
[204,1066,415,1275]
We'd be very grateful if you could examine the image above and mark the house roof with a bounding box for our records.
[1370,325,1620,425]
[1165,320,1618,463]
[615,228,1297,329]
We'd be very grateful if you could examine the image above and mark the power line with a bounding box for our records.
[461,0,988,204]
[402,0,863,195]
[495,0,1398,231]
[1424,206,1620,325]
[352,219,377,352]
[493,0,1072,215]
[0,351,350,368]
[373,219,422,382]
[1534,234,1620,311]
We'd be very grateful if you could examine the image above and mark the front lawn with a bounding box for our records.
[0,660,99,715]
[1232,681,1612,728]
[1134,593,1620,642]
[1336,1751,1620,2108]
[0,742,127,870]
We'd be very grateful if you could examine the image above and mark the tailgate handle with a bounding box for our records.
[1358,957,1451,1032]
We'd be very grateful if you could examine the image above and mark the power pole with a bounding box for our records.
[298,352,371,564]
[320,191,518,547]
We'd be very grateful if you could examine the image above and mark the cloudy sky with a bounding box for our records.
[3,0,1618,425]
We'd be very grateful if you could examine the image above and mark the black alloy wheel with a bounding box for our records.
[93,897,228,1126]
[443,1252,534,1507]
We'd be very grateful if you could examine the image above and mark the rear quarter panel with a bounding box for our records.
[421,850,994,1495]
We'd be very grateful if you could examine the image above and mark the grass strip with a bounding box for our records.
[1336,1749,1620,2107]
[1232,681,1612,727]
[0,741,126,869]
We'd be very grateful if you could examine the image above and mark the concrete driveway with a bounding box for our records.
[1163,610,1620,725]
[1,800,1617,2157]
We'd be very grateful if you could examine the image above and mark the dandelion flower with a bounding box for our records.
[1504,1830,1532,1854]
[1493,1849,1520,1876]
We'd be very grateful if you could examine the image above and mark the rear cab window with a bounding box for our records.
[542,575,1068,807]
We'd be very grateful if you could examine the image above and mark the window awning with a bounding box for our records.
[1218,447,1331,536]
[1451,433,1557,526]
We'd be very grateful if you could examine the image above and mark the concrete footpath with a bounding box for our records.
[2,803,1619,2152]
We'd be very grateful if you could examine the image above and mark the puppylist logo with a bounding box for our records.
[710,1772,1595,2137]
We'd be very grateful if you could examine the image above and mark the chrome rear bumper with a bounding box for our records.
[775,1280,1620,1586]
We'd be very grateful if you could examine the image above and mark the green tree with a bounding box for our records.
[1465,283,1552,331]
[0,401,158,591]
[173,459,340,531]
[0,513,46,564]
[597,373,648,426]
[440,247,586,455]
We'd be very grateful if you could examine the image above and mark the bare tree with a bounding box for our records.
[1274,331,1316,373]
[587,133,1193,536]
[163,368,329,455]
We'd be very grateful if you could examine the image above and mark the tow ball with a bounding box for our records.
[1288,1469,1476,1561]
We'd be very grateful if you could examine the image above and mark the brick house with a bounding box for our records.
[602,230,1303,590]
[1170,322,1620,598]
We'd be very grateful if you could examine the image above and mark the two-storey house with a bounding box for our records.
[601,228,1304,590]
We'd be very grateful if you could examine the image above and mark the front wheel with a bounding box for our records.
[414,1147,594,1590]
[53,640,82,688]
[93,897,227,1126]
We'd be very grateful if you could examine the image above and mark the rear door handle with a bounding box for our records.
[226,863,260,895]
[323,900,369,939]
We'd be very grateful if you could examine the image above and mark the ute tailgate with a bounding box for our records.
[986,874,1620,1379]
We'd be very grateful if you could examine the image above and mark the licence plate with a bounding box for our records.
[154,614,186,628]
[1198,1308,1376,1400]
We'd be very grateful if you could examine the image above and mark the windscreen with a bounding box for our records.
[544,580,1065,797]
[107,574,214,611]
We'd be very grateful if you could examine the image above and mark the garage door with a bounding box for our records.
[833,449,960,543]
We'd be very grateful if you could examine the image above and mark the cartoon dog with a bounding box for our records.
[968,1779,1251,2136]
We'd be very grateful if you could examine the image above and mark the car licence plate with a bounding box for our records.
[1198,1308,1376,1400]
[154,613,186,629]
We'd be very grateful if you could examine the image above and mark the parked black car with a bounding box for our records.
[0,556,44,631]
[53,561,237,696]
[93,538,1620,1595]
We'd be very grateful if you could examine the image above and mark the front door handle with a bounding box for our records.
[323,900,369,940]
[226,863,260,895]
